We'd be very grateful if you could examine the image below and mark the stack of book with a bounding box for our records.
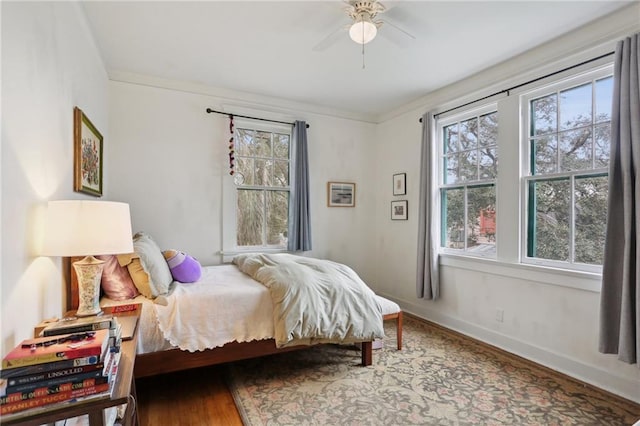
[0,314,122,418]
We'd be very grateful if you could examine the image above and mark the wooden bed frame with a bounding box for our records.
[64,258,373,378]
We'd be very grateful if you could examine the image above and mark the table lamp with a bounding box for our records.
[42,200,134,316]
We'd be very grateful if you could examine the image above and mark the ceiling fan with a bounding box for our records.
[313,0,416,52]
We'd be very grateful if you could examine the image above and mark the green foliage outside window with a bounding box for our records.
[526,76,612,266]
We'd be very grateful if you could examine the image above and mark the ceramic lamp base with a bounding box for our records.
[73,255,105,317]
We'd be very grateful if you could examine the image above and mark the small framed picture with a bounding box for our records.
[73,107,103,197]
[393,173,406,196]
[391,200,408,220]
[327,182,356,207]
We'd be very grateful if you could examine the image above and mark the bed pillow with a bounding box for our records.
[97,255,139,300]
[119,232,173,298]
[163,249,202,283]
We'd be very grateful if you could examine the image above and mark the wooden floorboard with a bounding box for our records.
[136,364,242,426]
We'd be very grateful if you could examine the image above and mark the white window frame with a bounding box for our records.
[437,103,499,259]
[221,118,293,262]
[519,64,614,273]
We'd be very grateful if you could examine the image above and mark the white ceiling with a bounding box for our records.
[81,1,633,120]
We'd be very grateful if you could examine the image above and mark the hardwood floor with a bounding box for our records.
[136,364,242,426]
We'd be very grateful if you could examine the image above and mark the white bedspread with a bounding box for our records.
[103,265,275,353]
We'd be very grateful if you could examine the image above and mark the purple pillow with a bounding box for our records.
[163,250,202,283]
[97,255,139,300]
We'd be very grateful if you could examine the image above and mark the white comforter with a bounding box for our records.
[143,265,274,352]
[233,253,384,347]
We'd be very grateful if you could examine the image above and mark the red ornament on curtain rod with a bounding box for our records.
[228,115,235,176]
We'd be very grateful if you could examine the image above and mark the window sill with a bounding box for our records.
[439,253,602,293]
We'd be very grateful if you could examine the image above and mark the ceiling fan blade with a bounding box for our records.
[379,18,415,40]
[312,24,348,52]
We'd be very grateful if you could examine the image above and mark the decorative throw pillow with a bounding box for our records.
[119,232,173,299]
[97,255,139,300]
[163,249,202,283]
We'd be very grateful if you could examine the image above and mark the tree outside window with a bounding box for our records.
[525,74,612,267]
[235,127,291,248]
[439,109,498,256]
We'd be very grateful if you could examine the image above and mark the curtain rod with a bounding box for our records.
[419,51,615,122]
[206,108,310,128]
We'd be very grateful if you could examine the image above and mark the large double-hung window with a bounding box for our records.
[233,120,291,249]
[522,66,613,271]
[438,106,498,256]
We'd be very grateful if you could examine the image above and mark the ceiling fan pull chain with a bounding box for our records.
[362,21,366,69]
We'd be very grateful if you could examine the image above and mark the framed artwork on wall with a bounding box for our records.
[73,107,103,197]
[327,182,356,207]
[391,200,408,220]
[393,173,406,195]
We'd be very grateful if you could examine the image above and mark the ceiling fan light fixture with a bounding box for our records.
[349,14,377,44]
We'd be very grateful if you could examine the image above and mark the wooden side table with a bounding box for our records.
[1,304,141,426]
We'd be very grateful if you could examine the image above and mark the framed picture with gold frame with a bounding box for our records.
[327,182,356,207]
[73,107,103,197]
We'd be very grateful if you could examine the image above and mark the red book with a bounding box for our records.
[0,376,109,404]
[2,329,109,369]
[0,382,110,415]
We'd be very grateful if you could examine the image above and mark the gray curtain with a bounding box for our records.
[599,33,639,365]
[288,121,312,251]
[416,112,440,300]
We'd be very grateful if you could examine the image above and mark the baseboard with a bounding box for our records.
[377,293,640,406]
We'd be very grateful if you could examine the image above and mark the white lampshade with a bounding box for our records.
[349,17,377,45]
[42,200,134,257]
[43,200,134,316]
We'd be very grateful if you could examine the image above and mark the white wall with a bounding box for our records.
[370,4,640,403]
[106,80,378,280]
[1,2,108,356]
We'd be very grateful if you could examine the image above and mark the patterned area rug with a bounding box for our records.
[227,317,640,425]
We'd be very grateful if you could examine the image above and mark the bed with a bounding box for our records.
[65,253,382,379]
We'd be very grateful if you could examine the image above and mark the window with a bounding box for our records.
[522,67,613,270]
[438,106,498,256]
[233,121,291,249]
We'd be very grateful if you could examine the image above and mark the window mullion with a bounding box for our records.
[463,186,468,250]
[569,175,576,263]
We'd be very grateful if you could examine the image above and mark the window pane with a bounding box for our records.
[273,134,290,159]
[235,128,254,156]
[479,148,497,179]
[559,128,592,171]
[273,160,289,187]
[594,123,610,168]
[236,157,253,185]
[253,131,272,157]
[479,112,498,147]
[442,188,464,249]
[531,94,557,136]
[459,150,478,181]
[531,135,557,175]
[528,179,570,261]
[444,123,459,154]
[559,83,591,130]
[459,118,478,150]
[467,185,496,255]
[254,159,272,186]
[266,191,289,246]
[237,189,264,246]
[595,77,613,123]
[444,154,459,184]
[575,176,607,265]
